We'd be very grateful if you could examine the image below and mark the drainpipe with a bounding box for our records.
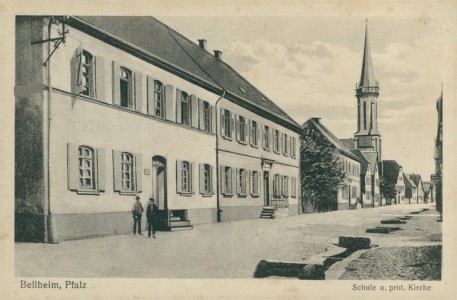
[214,89,226,222]
[44,17,58,243]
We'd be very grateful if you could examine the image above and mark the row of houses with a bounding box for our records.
[14,16,428,243]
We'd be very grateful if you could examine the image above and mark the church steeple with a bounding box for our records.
[359,21,376,87]
[354,20,382,160]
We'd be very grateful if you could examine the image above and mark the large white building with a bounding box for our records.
[15,16,301,242]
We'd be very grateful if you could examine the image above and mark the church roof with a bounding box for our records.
[359,22,377,87]
[68,16,301,132]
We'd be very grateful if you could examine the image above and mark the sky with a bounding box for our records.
[158,16,445,179]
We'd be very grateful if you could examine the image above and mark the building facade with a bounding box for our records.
[434,90,443,215]
[403,173,417,204]
[15,16,301,242]
[301,118,362,211]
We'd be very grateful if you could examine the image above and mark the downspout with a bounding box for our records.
[215,89,226,222]
[45,17,58,243]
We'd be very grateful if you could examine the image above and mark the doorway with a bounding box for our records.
[263,171,270,206]
[152,156,167,229]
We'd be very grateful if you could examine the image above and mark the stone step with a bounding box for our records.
[169,225,193,232]
[170,220,191,227]
[260,215,274,219]
[380,219,407,224]
[169,216,181,222]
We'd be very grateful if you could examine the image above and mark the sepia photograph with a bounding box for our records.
[2,0,456,299]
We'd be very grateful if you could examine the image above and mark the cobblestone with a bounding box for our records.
[339,245,441,280]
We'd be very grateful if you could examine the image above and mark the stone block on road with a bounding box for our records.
[253,260,305,278]
[338,235,372,250]
[381,219,407,224]
[298,264,325,280]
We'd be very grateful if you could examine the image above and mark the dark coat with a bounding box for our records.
[146,203,159,221]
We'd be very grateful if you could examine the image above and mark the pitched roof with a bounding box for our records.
[68,16,301,131]
[360,151,378,175]
[403,173,416,188]
[350,149,369,174]
[359,22,376,87]
[380,160,402,184]
[410,174,422,187]
[340,138,355,150]
[302,118,363,162]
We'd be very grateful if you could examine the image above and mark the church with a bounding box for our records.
[15,16,301,242]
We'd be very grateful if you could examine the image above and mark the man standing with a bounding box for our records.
[146,197,159,238]
[132,196,144,236]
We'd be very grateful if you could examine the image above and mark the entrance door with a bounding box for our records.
[152,156,168,229]
[263,171,270,206]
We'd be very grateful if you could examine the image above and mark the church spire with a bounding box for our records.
[359,20,376,87]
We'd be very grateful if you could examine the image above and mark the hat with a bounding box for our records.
[135,196,140,200]
[149,197,155,201]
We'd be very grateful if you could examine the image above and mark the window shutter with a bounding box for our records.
[268,128,272,150]
[97,148,106,192]
[147,76,155,115]
[112,150,122,191]
[236,168,240,194]
[285,177,289,197]
[94,56,105,101]
[135,153,143,192]
[190,161,195,193]
[190,95,199,128]
[176,88,182,124]
[112,61,120,105]
[230,112,235,138]
[198,98,204,130]
[255,172,260,196]
[235,114,240,141]
[176,160,182,193]
[220,165,226,194]
[199,163,204,193]
[164,84,175,122]
[134,72,143,113]
[210,165,214,193]
[247,170,251,195]
[211,105,216,134]
[220,108,225,136]
[245,118,250,143]
[67,143,79,190]
[256,124,260,146]
[75,48,85,95]
[263,126,267,150]
[70,48,79,94]
[231,166,236,195]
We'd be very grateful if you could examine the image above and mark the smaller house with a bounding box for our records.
[410,174,425,203]
[403,173,417,204]
[423,181,431,203]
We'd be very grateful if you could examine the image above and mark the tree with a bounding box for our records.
[300,123,347,212]
[379,177,397,205]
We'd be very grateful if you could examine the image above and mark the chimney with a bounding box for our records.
[214,50,222,60]
[198,39,207,50]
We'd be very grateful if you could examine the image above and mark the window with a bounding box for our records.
[78,146,95,190]
[342,185,349,199]
[363,102,367,130]
[237,116,247,143]
[120,67,133,108]
[68,144,105,194]
[80,51,93,96]
[238,168,247,195]
[283,133,289,156]
[113,150,142,194]
[181,92,191,126]
[282,176,289,197]
[291,177,297,198]
[290,137,296,158]
[121,152,134,191]
[202,101,210,132]
[176,160,193,194]
[222,109,233,139]
[221,166,234,195]
[274,129,280,153]
[199,163,213,195]
[263,125,271,150]
[273,174,281,197]
[352,186,357,199]
[154,80,164,118]
[250,170,259,196]
[250,120,259,147]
